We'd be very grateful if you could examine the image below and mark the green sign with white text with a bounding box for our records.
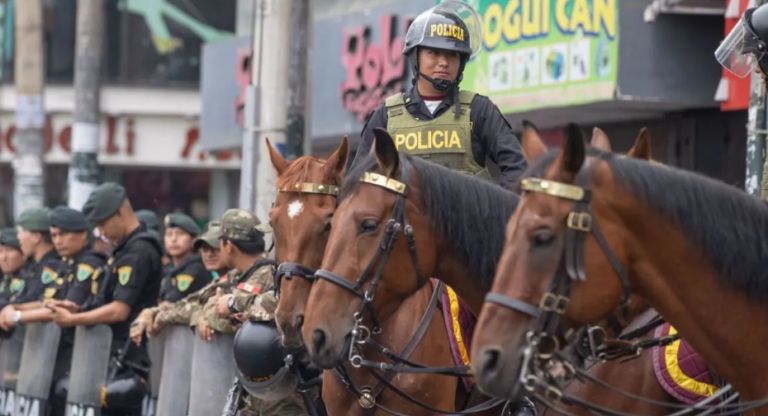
[439,0,619,113]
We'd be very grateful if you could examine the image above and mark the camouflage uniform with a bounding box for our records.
[214,209,308,416]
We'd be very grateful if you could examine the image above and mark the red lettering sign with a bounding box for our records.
[339,14,413,121]
[235,47,253,126]
[180,127,241,161]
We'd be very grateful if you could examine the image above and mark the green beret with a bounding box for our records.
[17,208,51,232]
[82,182,126,223]
[164,213,200,236]
[194,221,222,250]
[136,210,160,231]
[0,228,20,250]
[220,209,271,242]
[49,206,88,232]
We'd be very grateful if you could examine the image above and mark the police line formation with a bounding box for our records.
[0,1,767,415]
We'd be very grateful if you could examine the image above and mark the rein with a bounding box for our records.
[482,156,768,416]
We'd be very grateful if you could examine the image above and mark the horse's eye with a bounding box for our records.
[359,219,379,234]
[531,228,554,248]
[323,222,332,233]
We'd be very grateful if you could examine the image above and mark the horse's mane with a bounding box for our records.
[523,148,768,304]
[341,153,520,291]
[277,156,328,190]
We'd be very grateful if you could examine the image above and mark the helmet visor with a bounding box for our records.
[406,0,484,57]
[716,17,765,78]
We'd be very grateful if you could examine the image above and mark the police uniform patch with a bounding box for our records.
[118,266,132,286]
[44,287,56,299]
[10,278,24,293]
[41,267,58,284]
[77,264,95,282]
[236,283,260,295]
[176,274,194,292]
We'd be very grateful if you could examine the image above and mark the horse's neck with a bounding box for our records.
[616,202,768,399]
[433,254,486,316]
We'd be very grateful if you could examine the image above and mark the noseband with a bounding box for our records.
[273,182,340,298]
[483,158,632,394]
[314,157,425,335]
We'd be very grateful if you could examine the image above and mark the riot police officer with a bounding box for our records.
[351,1,527,189]
[716,3,768,79]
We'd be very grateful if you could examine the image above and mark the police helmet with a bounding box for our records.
[716,4,768,77]
[234,321,298,401]
[404,1,482,59]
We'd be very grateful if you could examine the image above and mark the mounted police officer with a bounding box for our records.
[716,2,768,81]
[351,0,527,189]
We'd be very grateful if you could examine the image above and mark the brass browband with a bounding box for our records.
[360,172,407,195]
[278,182,339,197]
[520,178,586,202]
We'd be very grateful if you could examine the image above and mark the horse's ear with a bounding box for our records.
[266,138,289,175]
[324,136,349,178]
[590,127,611,151]
[555,123,586,180]
[627,127,651,161]
[372,128,400,177]
[520,120,548,162]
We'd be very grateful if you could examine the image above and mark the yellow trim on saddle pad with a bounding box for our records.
[446,286,470,366]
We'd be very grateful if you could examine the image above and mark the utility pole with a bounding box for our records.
[240,0,292,245]
[286,0,311,159]
[746,69,765,196]
[13,0,46,217]
[69,0,104,210]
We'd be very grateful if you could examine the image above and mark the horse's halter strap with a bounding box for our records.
[273,182,340,298]
[484,159,632,343]
[315,157,426,333]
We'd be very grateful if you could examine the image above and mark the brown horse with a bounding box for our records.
[471,123,764,408]
[266,138,466,416]
[520,122,675,416]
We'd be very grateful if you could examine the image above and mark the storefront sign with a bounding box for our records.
[339,14,413,121]
[446,0,619,113]
[0,113,240,169]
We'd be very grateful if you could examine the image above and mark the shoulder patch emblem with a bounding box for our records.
[237,283,260,295]
[44,287,57,300]
[41,267,58,285]
[176,274,194,292]
[77,264,95,282]
[9,278,23,293]
[118,266,133,286]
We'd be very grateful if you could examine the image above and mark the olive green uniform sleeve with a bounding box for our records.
[157,278,221,326]
[203,297,239,334]
[230,264,275,320]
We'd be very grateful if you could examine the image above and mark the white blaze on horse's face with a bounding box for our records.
[287,200,304,219]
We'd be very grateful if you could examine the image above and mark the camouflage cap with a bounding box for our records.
[82,182,127,223]
[0,228,20,250]
[17,208,51,232]
[220,209,272,242]
[194,221,222,250]
[164,213,201,236]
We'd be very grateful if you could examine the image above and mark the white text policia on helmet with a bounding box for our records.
[394,130,463,152]
[430,23,465,41]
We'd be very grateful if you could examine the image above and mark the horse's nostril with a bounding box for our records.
[311,328,327,354]
[295,314,304,329]
[480,348,502,376]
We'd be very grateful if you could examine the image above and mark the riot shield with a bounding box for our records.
[0,326,25,416]
[141,330,166,416]
[16,322,62,416]
[188,331,236,416]
[65,325,112,416]
[155,325,194,416]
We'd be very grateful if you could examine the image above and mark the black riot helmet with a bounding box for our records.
[233,321,298,401]
[404,0,483,92]
[716,4,768,78]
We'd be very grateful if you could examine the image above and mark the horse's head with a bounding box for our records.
[303,128,439,369]
[471,124,648,399]
[269,137,348,348]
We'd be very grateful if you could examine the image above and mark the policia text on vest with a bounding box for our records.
[394,130,463,152]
